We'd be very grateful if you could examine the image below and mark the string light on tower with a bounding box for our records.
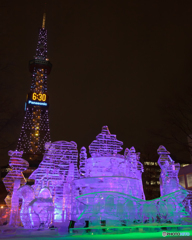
[16,13,52,163]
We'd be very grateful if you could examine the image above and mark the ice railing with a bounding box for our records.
[72,189,189,225]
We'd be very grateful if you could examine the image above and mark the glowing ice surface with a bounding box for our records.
[2,150,28,226]
[18,185,53,228]
[157,145,181,196]
[73,190,188,225]
[2,126,192,230]
[3,151,28,194]
[78,126,145,199]
[29,141,79,223]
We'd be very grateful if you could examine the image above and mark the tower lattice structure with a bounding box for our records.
[16,14,52,163]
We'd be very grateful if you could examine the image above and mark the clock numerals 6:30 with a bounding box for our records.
[32,93,46,101]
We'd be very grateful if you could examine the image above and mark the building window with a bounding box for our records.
[181,164,189,167]
[151,180,156,185]
[186,173,192,188]
[144,162,155,166]
[178,175,185,188]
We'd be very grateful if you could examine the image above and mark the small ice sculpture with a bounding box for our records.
[3,150,29,226]
[157,145,180,196]
[18,185,35,228]
[29,187,53,228]
[18,185,53,228]
[3,150,28,194]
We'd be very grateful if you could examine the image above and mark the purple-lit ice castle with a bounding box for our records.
[2,126,192,230]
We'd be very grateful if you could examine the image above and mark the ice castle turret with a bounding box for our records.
[73,126,145,198]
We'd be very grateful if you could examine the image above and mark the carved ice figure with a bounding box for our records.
[28,187,53,228]
[3,150,28,195]
[157,145,180,196]
[29,140,78,223]
[18,185,53,228]
[29,141,78,194]
[18,185,35,228]
[3,150,29,225]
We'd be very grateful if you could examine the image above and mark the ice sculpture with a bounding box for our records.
[3,126,192,231]
[29,140,78,223]
[18,185,35,228]
[18,185,53,228]
[29,187,53,228]
[157,145,181,196]
[71,131,190,227]
[2,150,29,226]
[71,126,146,225]
[73,189,188,226]
[3,150,28,195]
[76,126,145,199]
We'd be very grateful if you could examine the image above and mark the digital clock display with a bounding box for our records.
[27,92,49,107]
[32,93,46,102]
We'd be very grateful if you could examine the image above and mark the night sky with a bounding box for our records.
[1,0,192,166]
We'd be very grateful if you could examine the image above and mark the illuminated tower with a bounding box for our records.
[16,14,52,163]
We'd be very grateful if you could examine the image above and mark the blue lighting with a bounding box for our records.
[28,100,47,106]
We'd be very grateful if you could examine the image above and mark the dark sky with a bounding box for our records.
[1,0,192,165]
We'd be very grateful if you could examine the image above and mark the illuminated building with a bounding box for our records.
[16,13,52,164]
[179,164,192,189]
[142,159,189,200]
[142,159,161,200]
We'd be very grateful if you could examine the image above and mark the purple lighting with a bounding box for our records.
[16,14,52,162]
[2,126,192,230]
